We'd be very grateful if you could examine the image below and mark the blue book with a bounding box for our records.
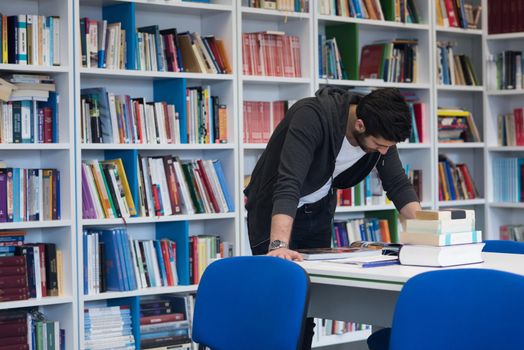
[115,229,131,291]
[212,160,234,211]
[100,230,125,291]
[83,230,88,294]
[154,240,168,287]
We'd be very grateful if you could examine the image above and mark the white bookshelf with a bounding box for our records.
[0,0,77,348]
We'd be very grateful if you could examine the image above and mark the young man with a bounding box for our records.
[244,87,421,349]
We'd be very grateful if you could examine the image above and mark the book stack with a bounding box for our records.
[0,309,65,350]
[243,100,293,143]
[84,303,135,350]
[139,296,193,349]
[0,255,29,302]
[399,209,484,267]
[438,108,481,143]
[188,235,233,284]
[242,31,302,78]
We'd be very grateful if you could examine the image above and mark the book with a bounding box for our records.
[399,230,482,246]
[399,243,485,267]
[406,217,475,234]
[415,209,475,221]
[297,247,383,261]
[329,254,399,268]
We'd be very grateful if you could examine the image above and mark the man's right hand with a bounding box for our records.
[267,248,303,261]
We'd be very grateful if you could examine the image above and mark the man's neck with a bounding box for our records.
[346,105,358,147]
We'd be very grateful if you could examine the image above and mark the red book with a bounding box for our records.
[0,275,27,288]
[241,33,250,75]
[0,292,29,302]
[359,44,385,80]
[140,312,184,325]
[457,164,476,199]
[160,240,173,286]
[444,0,459,27]
[0,266,27,277]
[0,345,30,350]
[192,235,199,284]
[513,108,524,145]
[413,103,425,143]
[292,36,301,78]
[162,157,182,214]
[196,160,220,213]
[0,322,27,337]
[43,107,53,143]
[0,256,25,267]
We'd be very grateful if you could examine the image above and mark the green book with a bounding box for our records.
[325,23,359,80]
[380,0,395,21]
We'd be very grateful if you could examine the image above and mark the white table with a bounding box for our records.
[298,252,524,327]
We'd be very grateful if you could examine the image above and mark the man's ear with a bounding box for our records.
[355,119,366,133]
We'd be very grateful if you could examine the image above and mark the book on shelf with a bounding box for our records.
[436,42,479,86]
[189,235,233,285]
[490,51,524,91]
[244,0,309,12]
[84,303,135,349]
[0,309,65,349]
[359,39,418,83]
[498,108,524,146]
[492,157,524,203]
[437,108,481,143]
[438,154,479,201]
[500,225,524,241]
[436,0,481,29]
[488,0,521,34]
[398,243,485,267]
[242,31,302,78]
[402,92,425,144]
[318,0,418,23]
[243,100,293,143]
[333,218,393,245]
[313,318,371,339]
[0,166,61,222]
[0,14,60,66]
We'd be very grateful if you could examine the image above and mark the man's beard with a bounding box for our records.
[353,130,371,153]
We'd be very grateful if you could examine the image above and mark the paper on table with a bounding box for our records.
[327,255,399,268]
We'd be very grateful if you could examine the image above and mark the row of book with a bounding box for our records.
[435,0,481,29]
[333,217,392,247]
[245,0,309,12]
[0,167,61,223]
[0,14,60,66]
[402,92,425,143]
[500,224,524,241]
[83,228,179,294]
[489,51,524,91]
[498,109,524,146]
[318,0,419,23]
[139,296,193,349]
[80,86,228,145]
[242,100,291,143]
[358,39,418,83]
[189,235,233,285]
[437,108,481,143]
[0,74,59,144]
[487,0,523,34]
[242,31,302,78]
[0,231,62,301]
[438,155,479,202]
[84,303,135,350]
[313,318,371,338]
[492,157,524,203]
[318,36,347,80]
[436,42,479,86]
[399,209,483,267]
[1,309,65,350]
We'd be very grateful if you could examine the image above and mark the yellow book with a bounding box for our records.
[437,109,470,117]
[438,162,450,201]
[436,0,443,26]
[56,250,63,296]
[102,158,137,216]
[2,15,7,64]
[88,161,113,219]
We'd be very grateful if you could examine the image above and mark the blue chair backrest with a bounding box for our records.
[192,256,310,350]
[483,240,524,254]
[390,269,524,350]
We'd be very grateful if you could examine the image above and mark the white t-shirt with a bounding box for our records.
[298,137,365,207]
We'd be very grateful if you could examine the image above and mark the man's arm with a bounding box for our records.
[267,214,303,261]
[399,201,421,219]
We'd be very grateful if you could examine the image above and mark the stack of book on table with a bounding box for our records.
[399,209,484,267]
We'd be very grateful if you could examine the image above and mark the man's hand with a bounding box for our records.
[267,248,303,261]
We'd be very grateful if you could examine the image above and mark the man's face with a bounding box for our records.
[353,130,396,155]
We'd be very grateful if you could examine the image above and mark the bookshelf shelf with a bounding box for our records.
[437,85,484,92]
[243,143,268,150]
[486,32,524,40]
[335,204,395,213]
[320,79,431,89]
[82,285,198,302]
[438,199,486,207]
[0,144,71,150]
[317,15,429,31]
[312,330,372,348]
[488,146,524,152]
[80,0,233,13]
[436,26,483,36]
[0,64,70,73]
[0,297,74,311]
[397,143,432,149]
[0,220,73,230]
[486,89,524,96]
[438,142,485,149]
[241,6,311,20]
[242,75,312,84]
[81,212,236,226]
[80,68,235,81]
[81,143,235,150]
[489,202,524,209]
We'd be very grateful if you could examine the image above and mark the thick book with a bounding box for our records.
[297,247,383,261]
[400,230,482,246]
[406,217,475,234]
[415,209,475,221]
[399,243,485,267]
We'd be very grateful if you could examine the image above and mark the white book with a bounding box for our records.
[83,163,105,219]
[17,15,27,65]
[148,240,163,287]
[173,159,195,215]
[32,245,43,298]
[400,230,483,246]
[52,16,60,66]
[154,102,167,144]
[156,158,173,216]
[399,243,485,267]
[140,157,154,217]
[133,240,148,288]
[128,236,142,289]
[107,93,120,143]
[203,159,227,213]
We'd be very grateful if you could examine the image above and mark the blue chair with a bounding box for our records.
[483,240,524,254]
[192,256,310,350]
[368,240,524,350]
[389,269,524,350]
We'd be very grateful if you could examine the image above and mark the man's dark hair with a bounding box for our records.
[356,88,411,142]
